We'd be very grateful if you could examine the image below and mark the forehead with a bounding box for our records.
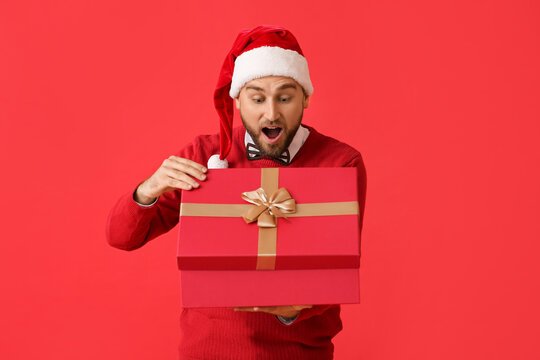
[243,76,301,92]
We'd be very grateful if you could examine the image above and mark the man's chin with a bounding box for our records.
[257,136,286,157]
[259,144,285,158]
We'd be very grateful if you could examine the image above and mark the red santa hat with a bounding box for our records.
[212,25,313,165]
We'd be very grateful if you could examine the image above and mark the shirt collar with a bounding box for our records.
[244,125,310,162]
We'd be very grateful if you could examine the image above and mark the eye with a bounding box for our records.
[279,97,291,103]
[252,97,264,104]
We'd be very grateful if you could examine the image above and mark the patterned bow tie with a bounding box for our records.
[246,142,291,165]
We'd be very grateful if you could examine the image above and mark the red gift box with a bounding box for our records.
[177,167,361,308]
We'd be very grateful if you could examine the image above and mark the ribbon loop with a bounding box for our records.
[241,187,296,227]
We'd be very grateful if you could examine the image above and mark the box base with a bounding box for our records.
[180,268,359,308]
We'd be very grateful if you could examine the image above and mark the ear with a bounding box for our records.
[303,95,311,109]
[235,97,240,110]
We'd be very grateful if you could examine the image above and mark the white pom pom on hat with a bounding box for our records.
[207,154,229,169]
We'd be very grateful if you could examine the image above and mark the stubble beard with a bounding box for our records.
[241,111,303,159]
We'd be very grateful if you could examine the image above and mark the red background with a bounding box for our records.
[1,1,539,359]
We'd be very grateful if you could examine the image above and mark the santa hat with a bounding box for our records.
[209,25,313,168]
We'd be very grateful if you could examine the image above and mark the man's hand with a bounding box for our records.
[135,156,207,204]
[233,305,313,318]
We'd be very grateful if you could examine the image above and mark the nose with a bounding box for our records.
[264,98,280,122]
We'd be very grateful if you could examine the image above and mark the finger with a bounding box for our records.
[234,307,256,312]
[161,157,206,182]
[169,162,207,182]
[167,156,208,180]
[237,306,278,314]
[169,156,207,172]
[256,307,298,317]
[252,306,276,312]
[233,307,276,312]
[163,168,200,188]
[164,176,196,191]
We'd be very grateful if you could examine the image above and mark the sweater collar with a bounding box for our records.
[244,125,310,163]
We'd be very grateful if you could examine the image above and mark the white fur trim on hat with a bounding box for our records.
[229,46,313,98]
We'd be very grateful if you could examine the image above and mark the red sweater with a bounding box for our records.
[106,125,367,360]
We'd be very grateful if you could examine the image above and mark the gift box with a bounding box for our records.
[177,167,361,308]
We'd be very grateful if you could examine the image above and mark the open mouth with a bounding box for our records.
[261,126,283,140]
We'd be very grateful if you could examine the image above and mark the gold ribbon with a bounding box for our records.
[180,168,359,271]
[254,168,279,270]
[240,187,296,228]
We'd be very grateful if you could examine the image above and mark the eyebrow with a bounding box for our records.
[245,83,298,92]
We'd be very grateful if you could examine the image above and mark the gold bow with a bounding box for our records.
[241,188,296,227]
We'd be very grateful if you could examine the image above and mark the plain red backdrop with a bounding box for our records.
[1,0,539,359]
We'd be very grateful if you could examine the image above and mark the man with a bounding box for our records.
[106,25,366,359]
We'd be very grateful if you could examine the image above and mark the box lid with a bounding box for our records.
[177,167,360,271]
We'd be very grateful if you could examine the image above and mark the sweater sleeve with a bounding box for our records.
[105,185,182,251]
[105,135,219,251]
[346,152,368,238]
[292,304,339,323]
